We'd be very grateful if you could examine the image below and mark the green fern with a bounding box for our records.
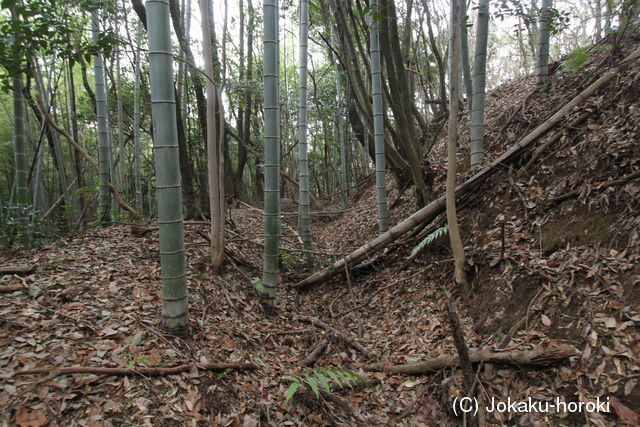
[407,224,449,263]
[283,368,366,402]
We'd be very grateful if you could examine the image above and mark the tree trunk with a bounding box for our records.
[460,0,473,107]
[91,10,111,224]
[146,0,189,336]
[200,0,225,271]
[297,0,312,251]
[12,74,28,206]
[370,0,389,233]
[133,22,143,213]
[258,0,280,312]
[447,0,470,299]
[470,0,490,169]
[67,59,86,224]
[536,0,553,88]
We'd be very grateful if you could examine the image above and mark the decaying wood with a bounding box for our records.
[0,285,26,293]
[0,265,35,275]
[301,339,329,367]
[292,47,640,290]
[362,342,577,375]
[297,315,373,358]
[15,362,258,377]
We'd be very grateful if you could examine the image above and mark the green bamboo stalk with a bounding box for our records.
[91,10,111,224]
[259,0,280,311]
[297,0,311,252]
[470,0,489,168]
[370,0,389,233]
[146,0,189,335]
[13,74,27,206]
[536,0,553,87]
[133,22,143,213]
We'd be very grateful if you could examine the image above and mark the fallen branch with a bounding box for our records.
[362,342,577,375]
[297,315,374,359]
[0,285,25,293]
[301,339,329,367]
[292,46,640,290]
[15,362,258,377]
[550,170,640,205]
[0,265,35,275]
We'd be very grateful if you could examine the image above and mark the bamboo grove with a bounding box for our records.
[2,0,635,329]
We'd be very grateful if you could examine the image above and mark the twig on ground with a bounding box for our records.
[297,315,374,359]
[15,362,258,377]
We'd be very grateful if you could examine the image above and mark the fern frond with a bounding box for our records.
[407,224,449,263]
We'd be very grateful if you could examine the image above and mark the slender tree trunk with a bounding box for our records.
[297,0,312,252]
[44,59,72,226]
[200,0,225,270]
[421,0,447,114]
[146,0,189,336]
[258,0,280,311]
[13,74,28,206]
[604,0,612,34]
[370,0,389,233]
[32,118,46,215]
[91,10,111,224]
[234,0,254,200]
[536,0,553,88]
[460,0,473,107]
[67,59,86,225]
[447,0,470,299]
[115,27,126,204]
[133,22,143,213]
[470,0,489,169]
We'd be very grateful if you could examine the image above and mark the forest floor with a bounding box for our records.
[2,36,640,426]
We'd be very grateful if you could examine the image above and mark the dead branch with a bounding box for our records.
[301,339,329,367]
[550,170,640,205]
[0,265,35,275]
[297,315,374,359]
[362,342,577,375]
[0,285,26,293]
[292,46,640,290]
[15,362,258,377]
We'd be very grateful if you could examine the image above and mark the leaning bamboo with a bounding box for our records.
[292,46,640,289]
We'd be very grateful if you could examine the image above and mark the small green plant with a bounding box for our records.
[562,44,612,73]
[283,368,367,403]
[0,203,53,248]
[407,224,449,264]
[281,249,299,270]
[562,47,590,73]
[251,277,263,294]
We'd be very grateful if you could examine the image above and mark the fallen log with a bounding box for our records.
[14,361,258,377]
[292,46,640,290]
[0,265,35,275]
[362,342,577,375]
